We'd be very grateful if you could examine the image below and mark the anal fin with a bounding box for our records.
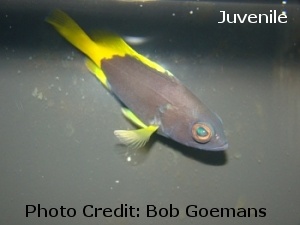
[85,58,110,89]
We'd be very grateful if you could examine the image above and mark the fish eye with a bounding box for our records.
[192,123,213,143]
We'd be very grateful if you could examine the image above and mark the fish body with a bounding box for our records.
[46,10,228,151]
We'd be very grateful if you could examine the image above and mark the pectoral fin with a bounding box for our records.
[114,125,158,149]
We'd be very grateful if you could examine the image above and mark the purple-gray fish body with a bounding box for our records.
[102,55,228,151]
[46,10,228,151]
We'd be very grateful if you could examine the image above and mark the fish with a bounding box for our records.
[46,10,228,151]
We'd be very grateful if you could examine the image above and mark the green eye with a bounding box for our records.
[196,127,208,137]
[192,123,213,143]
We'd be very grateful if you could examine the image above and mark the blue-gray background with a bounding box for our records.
[1,1,299,224]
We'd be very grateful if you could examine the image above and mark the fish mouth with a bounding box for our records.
[188,141,228,151]
[212,143,228,151]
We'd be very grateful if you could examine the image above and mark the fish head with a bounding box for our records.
[188,111,228,151]
[161,107,228,151]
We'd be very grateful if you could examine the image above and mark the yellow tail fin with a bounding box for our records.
[46,10,172,77]
[46,10,105,66]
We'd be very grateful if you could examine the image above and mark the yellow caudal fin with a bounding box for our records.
[47,10,174,77]
[46,10,111,66]
[114,126,158,149]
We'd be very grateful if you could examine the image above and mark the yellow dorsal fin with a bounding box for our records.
[91,31,174,77]
[91,31,136,57]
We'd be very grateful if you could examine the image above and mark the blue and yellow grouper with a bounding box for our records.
[46,10,228,151]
